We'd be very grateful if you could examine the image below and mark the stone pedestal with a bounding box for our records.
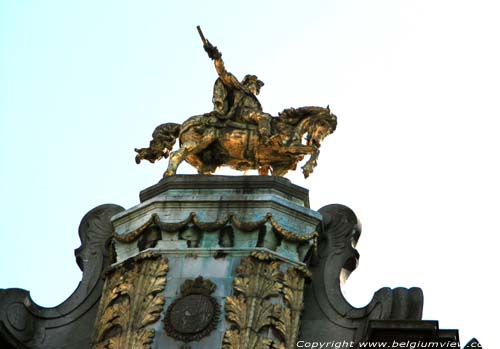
[91,175,321,349]
[0,176,479,347]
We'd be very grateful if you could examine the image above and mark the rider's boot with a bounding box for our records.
[258,118,271,145]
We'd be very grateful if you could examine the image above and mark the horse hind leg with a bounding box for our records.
[164,131,216,177]
[186,155,216,175]
[164,141,199,177]
[271,165,289,177]
[258,165,271,176]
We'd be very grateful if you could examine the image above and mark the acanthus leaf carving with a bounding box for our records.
[92,252,168,349]
[224,253,307,349]
[278,267,305,347]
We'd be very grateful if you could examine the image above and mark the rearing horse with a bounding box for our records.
[135,106,336,178]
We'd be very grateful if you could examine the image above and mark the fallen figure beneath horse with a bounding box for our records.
[135,106,336,178]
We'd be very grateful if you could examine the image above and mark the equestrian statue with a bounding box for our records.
[135,26,337,178]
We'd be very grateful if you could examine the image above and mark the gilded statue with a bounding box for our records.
[135,27,337,178]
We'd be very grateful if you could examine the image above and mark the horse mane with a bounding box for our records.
[278,107,308,125]
[278,106,331,126]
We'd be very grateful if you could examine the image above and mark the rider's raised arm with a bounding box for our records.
[213,56,241,89]
[200,28,242,90]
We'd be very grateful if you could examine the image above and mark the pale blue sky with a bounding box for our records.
[1,1,498,346]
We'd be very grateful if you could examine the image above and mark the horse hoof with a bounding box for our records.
[302,166,313,178]
[163,170,175,177]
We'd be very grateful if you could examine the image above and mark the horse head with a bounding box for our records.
[302,106,337,148]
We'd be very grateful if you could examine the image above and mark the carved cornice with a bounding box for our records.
[139,175,310,207]
[92,252,168,349]
[112,212,318,245]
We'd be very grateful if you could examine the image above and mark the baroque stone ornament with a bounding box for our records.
[0,204,124,348]
[135,26,336,178]
[164,276,220,342]
[300,204,425,343]
[223,252,307,349]
[92,252,168,349]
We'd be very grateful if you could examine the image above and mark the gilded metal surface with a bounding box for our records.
[113,212,317,245]
[164,277,220,342]
[223,254,307,349]
[92,252,168,349]
[135,27,336,178]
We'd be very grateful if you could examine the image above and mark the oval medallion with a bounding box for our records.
[164,277,220,342]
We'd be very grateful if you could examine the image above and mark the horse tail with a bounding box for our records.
[135,122,181,164]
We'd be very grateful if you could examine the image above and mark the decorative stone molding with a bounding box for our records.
[113,212,318,245]
[111,175,322,265]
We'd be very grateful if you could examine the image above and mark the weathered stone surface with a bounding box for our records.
[0,204,124,348]
[105,175,319,348]
[112,175,321,264]
[139,174,311,207]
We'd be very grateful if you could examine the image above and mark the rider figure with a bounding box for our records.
[202,35,272,144]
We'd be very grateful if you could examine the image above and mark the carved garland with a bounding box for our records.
[113,212,318,244]
[223,251,307,349]
[92,252,168,349]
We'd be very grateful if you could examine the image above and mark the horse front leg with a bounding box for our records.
[285,145,316,156]
[301,147,320,178]
[164,143,192,177]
